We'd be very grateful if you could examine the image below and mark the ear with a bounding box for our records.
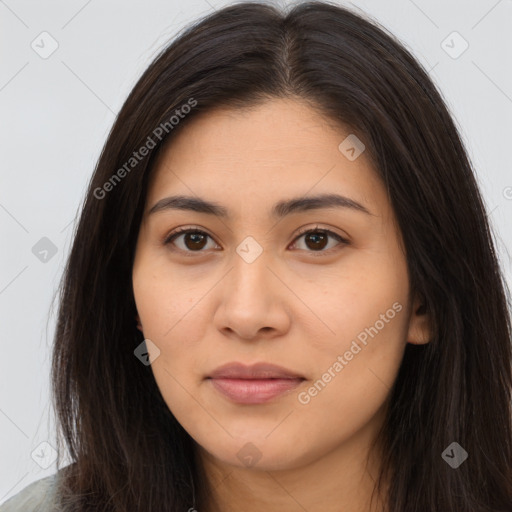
[406,293,431,345]
[135,314,143,332]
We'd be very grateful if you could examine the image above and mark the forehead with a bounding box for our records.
[145,98,387,220]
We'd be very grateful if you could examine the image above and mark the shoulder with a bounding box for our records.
[0,472,60,512]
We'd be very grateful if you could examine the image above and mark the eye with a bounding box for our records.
[290,225,349,253]
[163,227,219,254]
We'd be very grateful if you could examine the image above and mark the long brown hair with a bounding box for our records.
[51,2,512,510]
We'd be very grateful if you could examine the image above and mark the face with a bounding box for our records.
[132,97,430,472]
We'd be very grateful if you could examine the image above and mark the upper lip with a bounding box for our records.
[208,362,304,380]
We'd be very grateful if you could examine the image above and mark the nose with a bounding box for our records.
[213,250,291,341]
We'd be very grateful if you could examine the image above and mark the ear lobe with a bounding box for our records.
[406,294,431,345]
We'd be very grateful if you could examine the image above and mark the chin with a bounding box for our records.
[198,434,314,472]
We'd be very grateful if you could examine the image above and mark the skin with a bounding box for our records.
[132,97,431,512]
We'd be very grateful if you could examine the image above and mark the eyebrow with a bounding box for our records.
[148,193,374,218]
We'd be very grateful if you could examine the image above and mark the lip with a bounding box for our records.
[208,362,304,380]
[207,362,305,404]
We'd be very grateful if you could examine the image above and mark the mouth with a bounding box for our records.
[206,362,306,404]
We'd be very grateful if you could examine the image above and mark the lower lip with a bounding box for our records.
[208,377,304,404]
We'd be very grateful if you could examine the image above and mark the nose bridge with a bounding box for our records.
[229,237,274,300]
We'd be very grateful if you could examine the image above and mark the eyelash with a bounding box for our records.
[162,225,349,256]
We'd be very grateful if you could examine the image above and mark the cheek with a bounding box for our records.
[132,273,213,431]
[132,266,214,382]
[133,263,206,340]
[293,300,407,454]
[296,251,408,355]
[293,254,408,413]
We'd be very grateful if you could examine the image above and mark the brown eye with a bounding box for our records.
[182,232,208,250]
[304,231,328,250]
[164,228,218,252]
[291,228,348,253]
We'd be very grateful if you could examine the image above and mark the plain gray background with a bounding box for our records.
[1,0,511,503]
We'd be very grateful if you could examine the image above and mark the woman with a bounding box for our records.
[2,1,511,511]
